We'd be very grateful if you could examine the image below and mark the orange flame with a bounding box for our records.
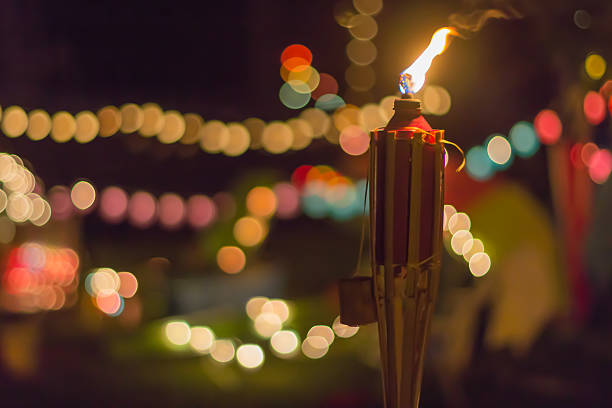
[399,27,456,94]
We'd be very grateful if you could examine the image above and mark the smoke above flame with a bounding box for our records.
[399,6,522,94]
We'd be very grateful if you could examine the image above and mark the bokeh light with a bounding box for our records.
[312,73,339,100]
[353,0,383,15]
[451,230,473,255]
[585,53,606,80]
[307,325,335,346]
[100,186,128,223]
[346,39,377,66]
[139,103,165,137]
[348,14,378,40]
[287,118,313,150]
[186,194,217,229]
[210,339,235,363]
[448,212,471,234]
[270,330,300,358]
[339,125,370,156]
[315,94,346,112]
[279,82,311,110]
[119,103,144,134]
[233,216,266,247]
[96,290,122,315]
[273,182,300,219]
[466,146,494,180]
[300,108,331,137]
[2,106,28,138]
[280,44,313,71]
[74,111,100,143]
[423,85,452,116]
[332,315,359,338]
[534,109,562,145]
[158,110,185,144]
[462,238,485,262]
[254,312,282,338]
[26,110,51,141]
[359,103,386,131]
[574,10,591,29]
[128,191,157,228]
[223,122,251,156]
[509,121,539,158]
[165,321,191,346]
[345,64,376,91]
[246,296,269,320]
[51,111,76,143]
[246,186,277,217]
[302,336,329,359]
[97,106,121,137]
[236,344,264,369]
[117,271,138,298]
[261,299,290,323]
[589,149,612,184]
[70,180,96,211]
[486,135,512,166]
[181,113,203,144]
[583,91,606,125]
[189,326,215,354]
[158,193,185,230]
[443,204,457,231]
[216,246,246,274]
[200,120,230,153]
[469,252,491,277]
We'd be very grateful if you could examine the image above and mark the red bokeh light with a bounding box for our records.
[281,44,313,71]
[583,91,606,125]
[187,194,217,229]
[100,186,128,223]
[534,109,562,145]
[312,73,339,100]
[128,191,157,228]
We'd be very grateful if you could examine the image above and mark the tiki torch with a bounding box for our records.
[339,27,455,408]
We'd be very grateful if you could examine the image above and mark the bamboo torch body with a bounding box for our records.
[339,96,445,408]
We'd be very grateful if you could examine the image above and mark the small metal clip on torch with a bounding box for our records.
[338,74,445,408]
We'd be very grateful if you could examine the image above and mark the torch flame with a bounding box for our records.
[399,27,455,94]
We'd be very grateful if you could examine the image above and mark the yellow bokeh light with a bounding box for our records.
[299,108,330,138]
[333,105,361,132]
[450,230,473,255]
[307,325,335,346]
[332,315,359,338]
[51,111,76,143]
[74,111,100,144]
[346,39,377,66]
[139,103,165,137]
[301,336,329,359]
[164,321,191,346]
[353,0,383,15]
[246,296,269,320]
[423,85,452,116]
[70,180,96,210]
[246,186,277,217]
[359,103,386,131]
[158,110,185,144]
[379,95,396,122]
[585,53,606,80]
[487,135,512,165]
[345,64,376,91]
[2,106,28,138]
[287,118,313,150]
[233,216,266,247]
[270,330,300,358]
[97,106,121,137]
[223,122,251,156]
[210,339,235,363]
[262,121,294,154]
[189,326,215,354]
[119,103,144,134]
[243,117,266,149]
[199,120,230,153]
[462,238,484,262]
[254,312,282,338]
[26,109,51,141]
[236,344,264,369]
[91,268,120,295]
[448,212,470,234]
[469,252,491,277]
[30,199,51,226]
[0,190,7,213]
[216,246,246,274]
[348,14,378,40]
[181,113,203,144]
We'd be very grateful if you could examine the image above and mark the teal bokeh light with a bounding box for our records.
[509,121,540,158]
[466,146,495,181]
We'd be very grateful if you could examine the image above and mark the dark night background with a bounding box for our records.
[0,0,612,407]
